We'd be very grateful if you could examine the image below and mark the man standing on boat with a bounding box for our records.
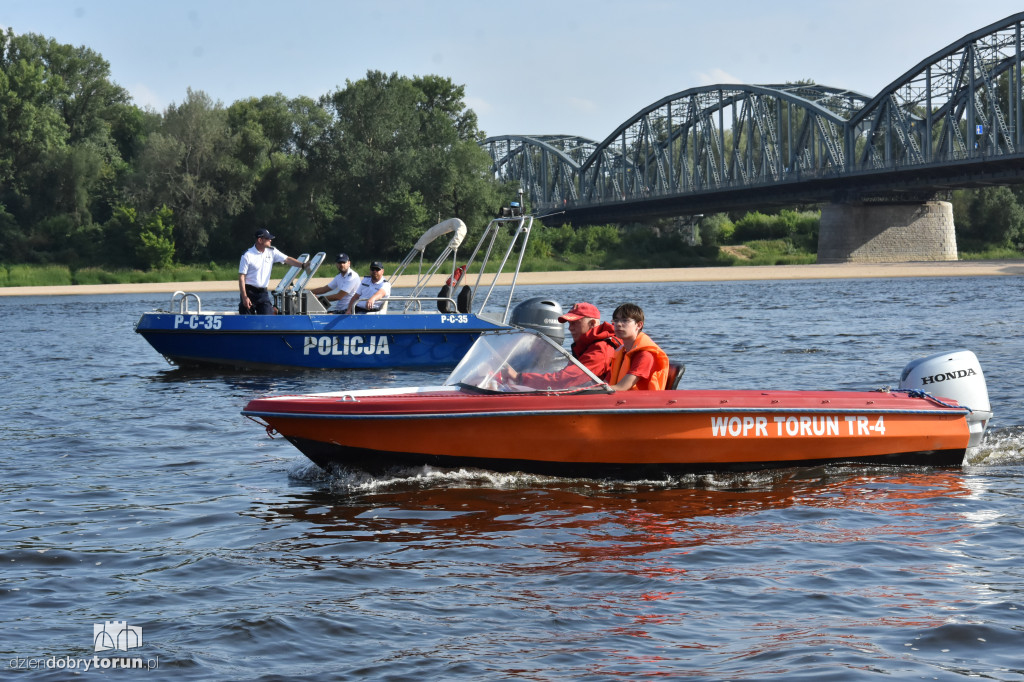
[506,301,622,387]
[308,253,360,313]
[347,261,391,313]
[238,229,309,315]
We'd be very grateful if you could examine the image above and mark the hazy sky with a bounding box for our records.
[3,1,1023,142]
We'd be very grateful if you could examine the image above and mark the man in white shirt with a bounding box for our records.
[238,229,308,314]
[347,261,391,313]
[308,253,360,313]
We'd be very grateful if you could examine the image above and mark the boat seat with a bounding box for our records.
[666,362,685,390]
[437,284,455,313]
[457,284,473,313]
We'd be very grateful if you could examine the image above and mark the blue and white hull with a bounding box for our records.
[135,311,507,369]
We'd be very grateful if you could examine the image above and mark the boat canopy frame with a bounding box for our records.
[389,203,533,324]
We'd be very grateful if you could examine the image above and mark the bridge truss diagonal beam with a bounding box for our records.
[481,12,1024,223]
[850,12,1024,170]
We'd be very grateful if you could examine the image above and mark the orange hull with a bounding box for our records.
[244,388,972,477]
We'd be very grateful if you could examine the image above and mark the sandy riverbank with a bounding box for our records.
[2,260,1023,297]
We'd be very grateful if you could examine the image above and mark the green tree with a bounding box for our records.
[967,186,1024,247]
[136,204,175,269]
[409,74,499,228]
[0,29,67,197]
[319,71,499,257]
[0,29,138,261]
[38,36,131,146]
[1,28,72,248]
[222,94,335,257]
[698,213,734,246]
[731,209,818,250]
[104,204,175,269]
[131,89,251,260]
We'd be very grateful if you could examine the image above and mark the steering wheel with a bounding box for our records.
[480,367,501,389]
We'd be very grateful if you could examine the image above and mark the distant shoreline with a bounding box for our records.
[2,260,1023,297]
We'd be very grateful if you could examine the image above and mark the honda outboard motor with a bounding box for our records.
[899,349,993,447]
[510,297,565,344]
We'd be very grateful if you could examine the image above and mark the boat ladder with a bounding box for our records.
[170,291,203,314]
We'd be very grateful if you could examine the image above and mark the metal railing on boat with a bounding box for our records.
[171,291,202,314]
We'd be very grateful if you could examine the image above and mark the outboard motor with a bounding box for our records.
[510,297,565,344]
[899,349,993,447]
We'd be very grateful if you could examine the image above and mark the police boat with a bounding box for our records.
[135,201,562,370]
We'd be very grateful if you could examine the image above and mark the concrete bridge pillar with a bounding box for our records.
[817,201,958,263]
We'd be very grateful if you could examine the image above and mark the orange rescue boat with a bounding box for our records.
[243,329,993,478]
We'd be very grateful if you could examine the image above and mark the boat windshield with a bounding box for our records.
[445,329,610,394]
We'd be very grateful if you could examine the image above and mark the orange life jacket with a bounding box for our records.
[608,331,670,390]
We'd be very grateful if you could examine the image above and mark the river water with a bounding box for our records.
[3,275,1024,680]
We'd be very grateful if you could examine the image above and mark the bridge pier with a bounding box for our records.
[817,201,958,263]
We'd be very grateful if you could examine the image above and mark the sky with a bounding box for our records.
[3,1,1024,143]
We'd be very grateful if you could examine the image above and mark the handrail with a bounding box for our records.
[170,291,202,314]
[387,295,458,313]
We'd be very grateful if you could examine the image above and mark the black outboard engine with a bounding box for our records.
[510,297,565,344]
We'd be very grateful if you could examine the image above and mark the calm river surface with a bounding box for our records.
[3,275,1024,680]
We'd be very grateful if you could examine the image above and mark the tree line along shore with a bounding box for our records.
[4,28,1024,285]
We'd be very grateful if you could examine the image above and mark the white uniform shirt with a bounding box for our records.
[239,246,289,288]
[323,268,360,312]
[354,276,391,311]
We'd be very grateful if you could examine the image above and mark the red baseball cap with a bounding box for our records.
[558,302,600,323]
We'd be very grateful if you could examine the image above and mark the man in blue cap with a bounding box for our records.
[238,229,308,314]
[308,253,360,313]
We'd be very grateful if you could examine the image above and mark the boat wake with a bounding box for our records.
[287,458,573,492]
[285,457,932,494]
[965,425,1024,466]
[282,426,1024,495]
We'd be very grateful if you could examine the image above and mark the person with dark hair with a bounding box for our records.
[347,261,391,313]
[238,229,308,315]
[506,302,622,388]
[607,303,670,391]
[309,253,360,313]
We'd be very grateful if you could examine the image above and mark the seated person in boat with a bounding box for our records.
[506,301,622,388]
[608,303,669,391]
[347,261,391,313]
[239,229,308,315]
[308,253,360,313]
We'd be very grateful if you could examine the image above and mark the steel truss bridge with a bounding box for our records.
[483,12,1024,225]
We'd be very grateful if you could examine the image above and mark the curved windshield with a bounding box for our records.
[445,329,609,394]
